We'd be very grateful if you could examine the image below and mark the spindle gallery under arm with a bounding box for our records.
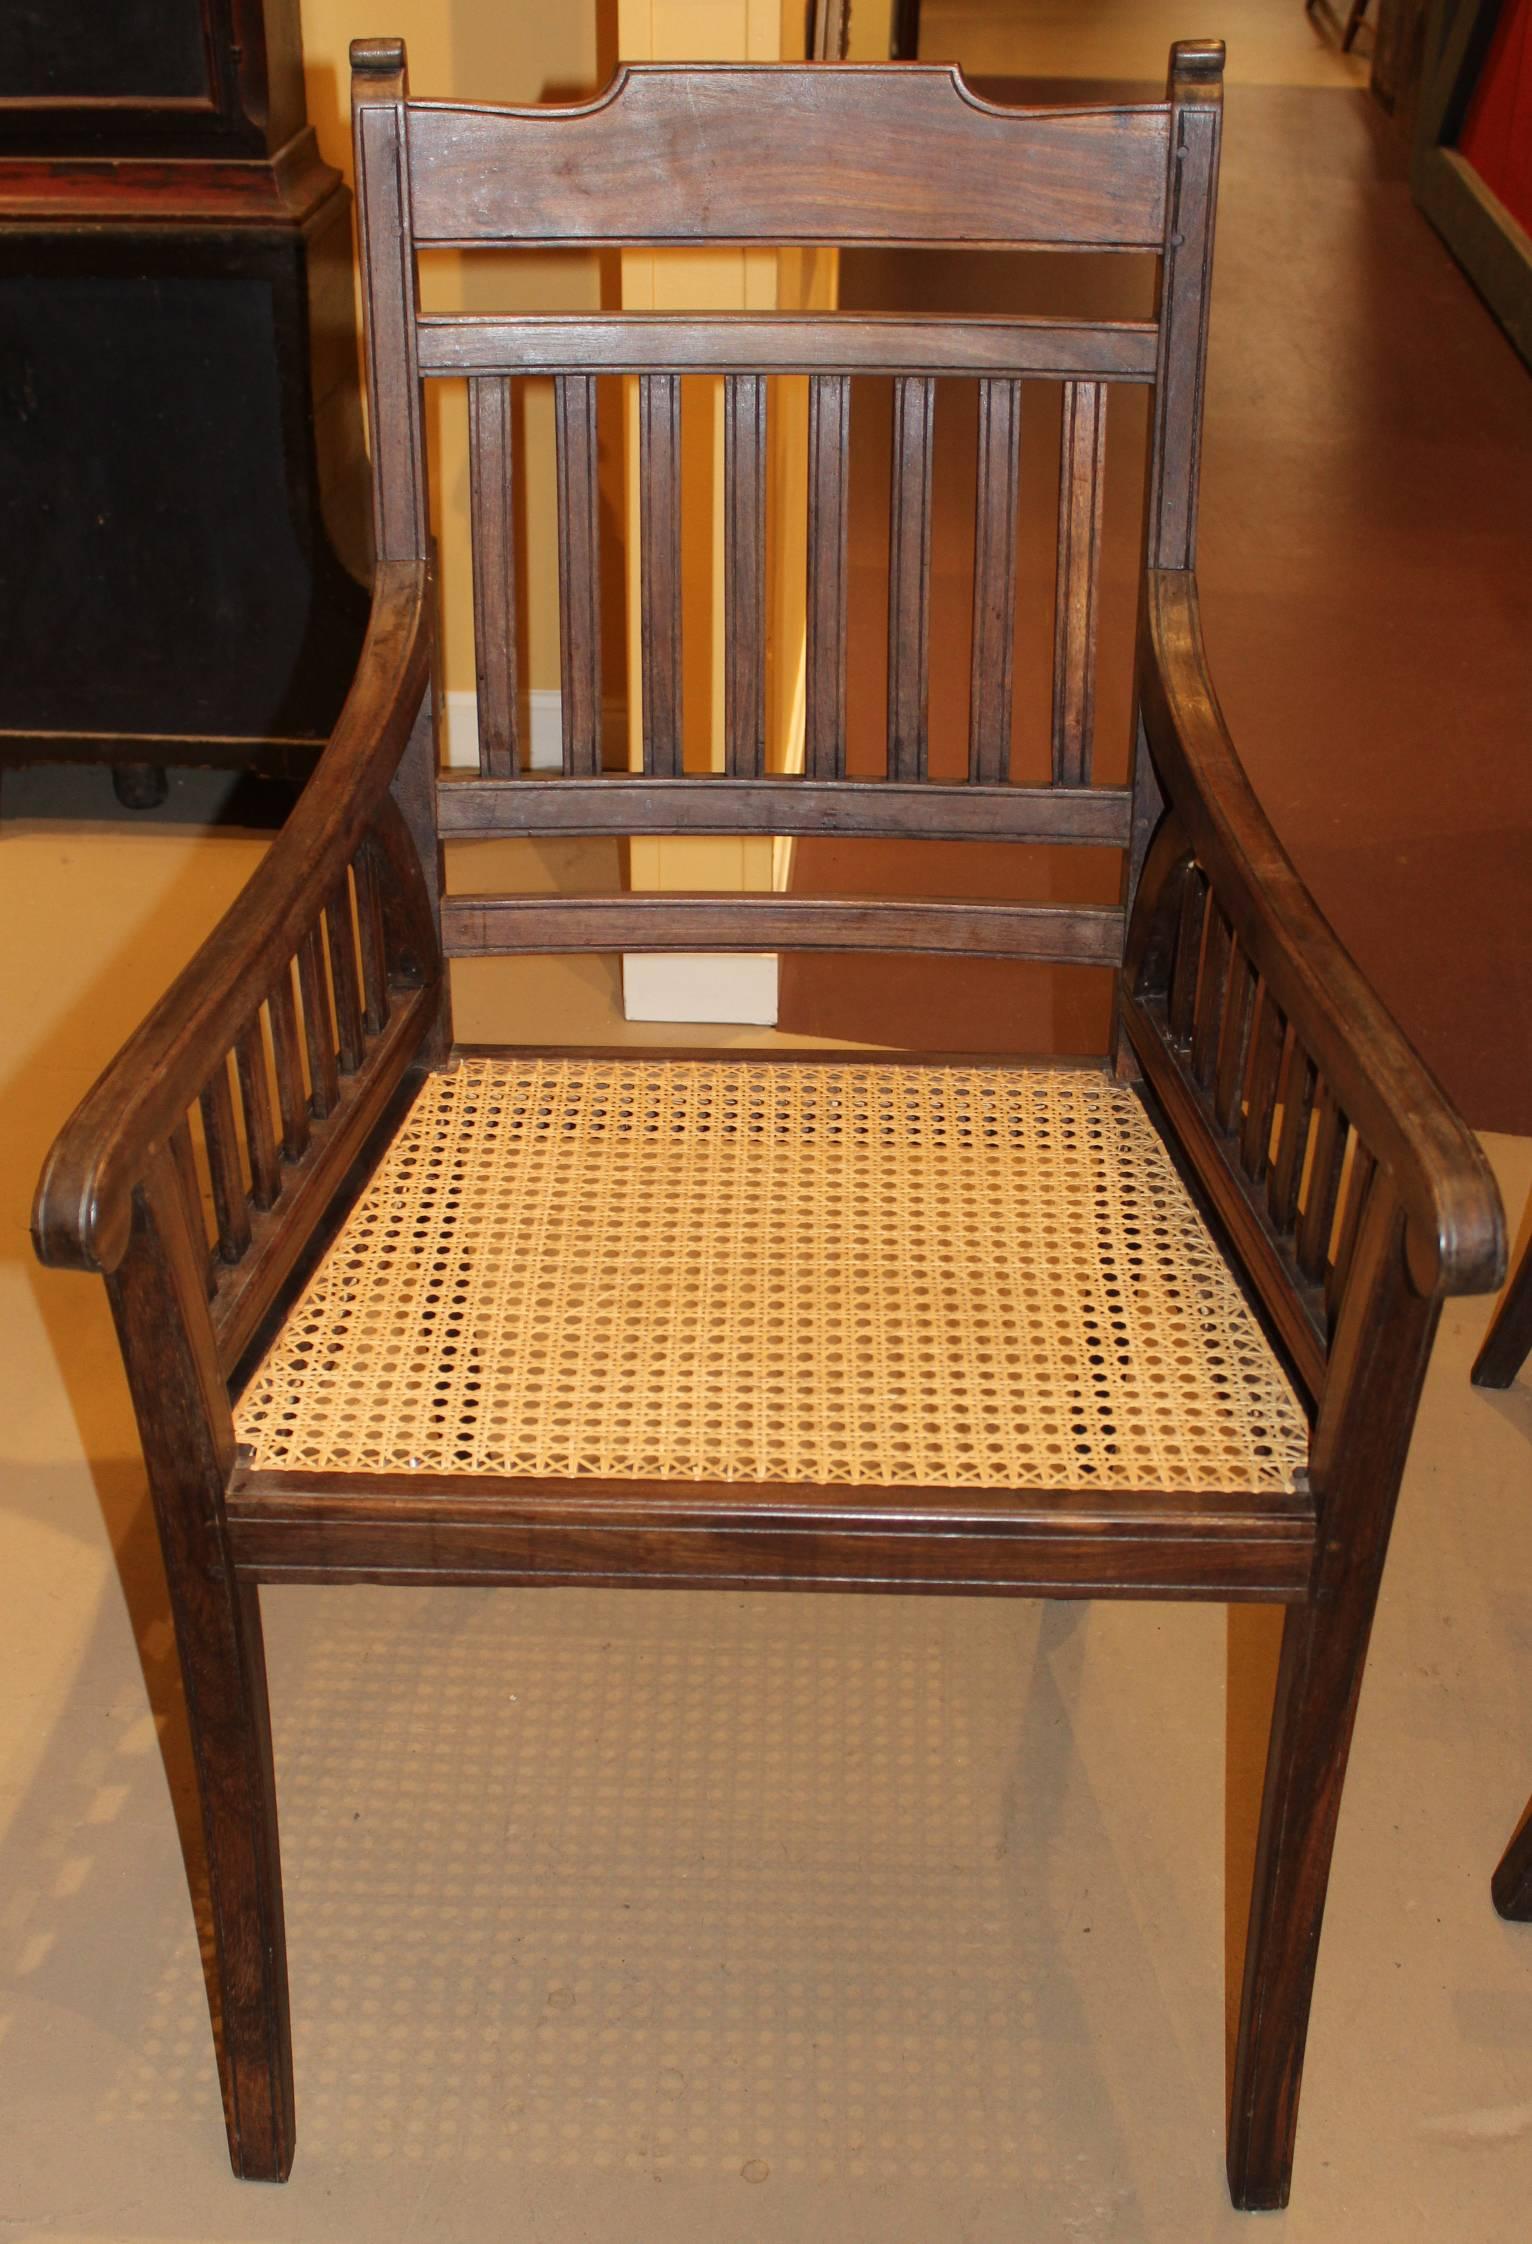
[31,40,1504,2215]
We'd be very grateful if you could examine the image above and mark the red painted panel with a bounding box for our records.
[1460,0,1532,233]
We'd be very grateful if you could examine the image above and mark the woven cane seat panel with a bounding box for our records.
[235,1058,1308,1494]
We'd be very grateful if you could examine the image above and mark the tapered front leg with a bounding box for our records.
[1227,1600,1371,2209]
[1229,1192,1439,2210]
[175,1570,295,2180]
[110,1162,295,2180]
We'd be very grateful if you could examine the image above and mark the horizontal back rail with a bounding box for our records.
[441,892,1124,964]
[401,67,1171,249]
[436,776,1133,844]
[415,314,1160,381]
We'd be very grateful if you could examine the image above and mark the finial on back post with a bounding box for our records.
[1169,40,1226,101]
[351,36,408,82]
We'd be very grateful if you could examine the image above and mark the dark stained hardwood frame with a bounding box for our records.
[31,40,1504,2215]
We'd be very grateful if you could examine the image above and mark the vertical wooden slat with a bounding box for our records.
[354,852,390,1036]
[968,376,1021,785]
[234,1019,280,1211]
[467,375,518,776]
[200,1060,250,1264]
[325,889,365,1076]
[555,372,602,775]
[1191,903,1230,1090]
[1267,1036,1314,1236]
[1297,1085,1345,1281]
[1213,938,1255,1133]
[805,372,850,780]
[267,966,310,1161]
[1326,1138,1377,1326]
[1239,987,1285,1182]
[353,848,390,1036]
[169,1119,215,1296]
[1051,379,1107,786]
[1168,867,1206,1046]
[887,374,935,782]
[639,372,683,777]
[297,928,339,1119]
[724,373,767,778]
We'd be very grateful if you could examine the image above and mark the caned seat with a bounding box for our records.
[33,35,1504,2217]
[237,1057,1308,1496]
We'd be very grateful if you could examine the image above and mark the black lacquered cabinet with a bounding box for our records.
[0,0,371,804]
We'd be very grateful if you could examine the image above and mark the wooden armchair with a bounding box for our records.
[33,40,1505,2210]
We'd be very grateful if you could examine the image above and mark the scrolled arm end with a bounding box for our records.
[32,1140,132,1276]
[1405,1199,1506,1302]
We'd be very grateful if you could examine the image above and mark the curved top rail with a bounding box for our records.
[399,63,1171,250]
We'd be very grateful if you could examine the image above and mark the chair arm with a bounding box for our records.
[1137,568,1503,1301]
[33,560,432,1279]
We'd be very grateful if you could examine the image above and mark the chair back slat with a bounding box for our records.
[554,374,602,775]
[724,374,768,779]
[638,374,683,778]
[887,375,935,783]
[1051,379,1107,786]
[403,68,1171,249]
[468,377,519,776]
[805,373,851,781]
[968,377,1022,784]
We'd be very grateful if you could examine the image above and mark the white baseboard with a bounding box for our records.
[623,952,780,1026]
[442,688,624,772]
[439,682,560,771]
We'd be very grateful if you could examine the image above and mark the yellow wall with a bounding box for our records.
[299,0,610,697]
[846,0,895,58]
